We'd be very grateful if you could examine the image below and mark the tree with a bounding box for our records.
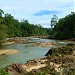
[0,9,4,17]
[4,13,21,37]
[51,15,58,28]
[53,12,75,39]
[0,9,48,40]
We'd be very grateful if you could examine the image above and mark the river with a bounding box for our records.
[0,38,67,69]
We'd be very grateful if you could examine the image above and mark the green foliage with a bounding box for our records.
[51,15,58,28]
[4,13,21,37]
[0,9,4,17]
[0,9,48,41]
[0,69,9,75]
[53,12,75,39]
[20,21,48,37]
[66,69,75,75]
[0,17,8,40]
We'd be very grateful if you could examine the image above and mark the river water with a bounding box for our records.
[0,38,67,69]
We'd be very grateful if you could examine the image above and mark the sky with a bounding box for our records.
[0,0,74,28]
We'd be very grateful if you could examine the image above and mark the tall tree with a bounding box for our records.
[53,12,75,39]
[51,15,58,28]
[0,9,4,17]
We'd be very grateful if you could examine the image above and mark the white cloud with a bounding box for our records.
[0,0,74,28]
[1,7,22,10]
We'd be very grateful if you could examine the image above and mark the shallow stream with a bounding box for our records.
[0,38,67,69]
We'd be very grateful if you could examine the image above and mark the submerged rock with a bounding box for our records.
[0,49,19,55]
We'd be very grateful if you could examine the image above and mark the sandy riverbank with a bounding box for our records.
[0,49,19,55]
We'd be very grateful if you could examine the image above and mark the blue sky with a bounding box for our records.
[0,0,74,28]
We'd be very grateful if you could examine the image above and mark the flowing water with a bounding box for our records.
[0,38,67,69]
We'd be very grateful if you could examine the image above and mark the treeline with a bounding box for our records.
[0,9,48,41]
[50,12,75,40]
[1,9,74,41]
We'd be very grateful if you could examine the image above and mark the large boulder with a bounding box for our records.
[45,43,75,56]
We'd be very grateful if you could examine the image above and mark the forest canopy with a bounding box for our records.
[51,12,75,40]
[0,9,75,41]
[0,9,48,41]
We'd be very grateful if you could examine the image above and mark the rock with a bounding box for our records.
[6,63,27,75]
[6,57,47,75]
[45,48,53,56]
[45,43,75,56]
[67,43,75,46]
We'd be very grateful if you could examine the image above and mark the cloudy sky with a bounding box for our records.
[0,0,74,28]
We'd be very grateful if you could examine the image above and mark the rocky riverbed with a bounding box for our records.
[6,43,75,75]
[3,37,56,47]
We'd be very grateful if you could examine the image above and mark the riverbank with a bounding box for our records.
[2,37,56,47]
[3,37,29,45]
[0,49,19,55]
[3,36,49,44]
[6,57,47,75]
[6,43,75,75]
